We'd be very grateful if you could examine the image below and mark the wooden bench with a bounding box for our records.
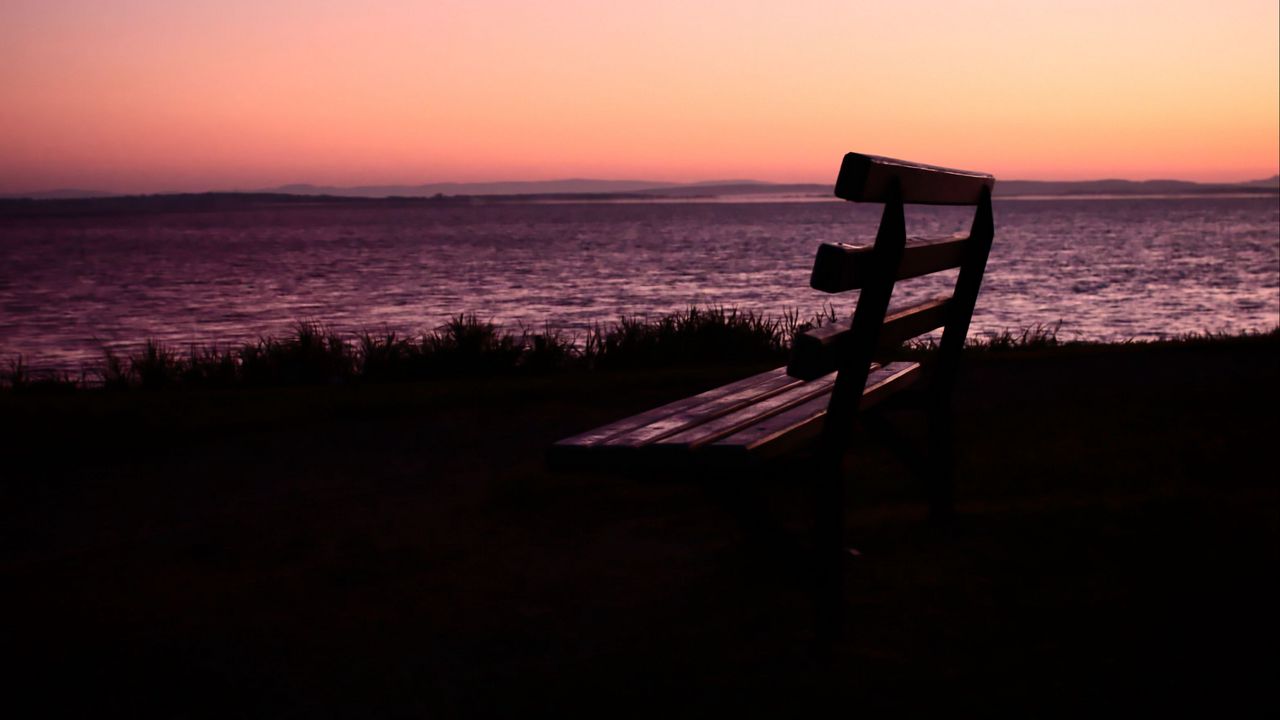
[551,152,995,643]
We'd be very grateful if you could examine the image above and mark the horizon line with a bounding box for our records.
[6,173,1280,199]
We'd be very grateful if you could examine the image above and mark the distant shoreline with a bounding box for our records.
[1,186,1277,217]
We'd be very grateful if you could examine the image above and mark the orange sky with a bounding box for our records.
[1,0,1277,192]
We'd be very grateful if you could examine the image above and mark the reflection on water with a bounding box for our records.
[1,196,1276,371]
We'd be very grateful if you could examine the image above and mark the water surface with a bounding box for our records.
[1,196,1276,372]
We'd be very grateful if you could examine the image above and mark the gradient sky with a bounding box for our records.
[2,0,1277,192]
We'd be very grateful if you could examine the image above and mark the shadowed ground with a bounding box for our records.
[3,338,1276,716]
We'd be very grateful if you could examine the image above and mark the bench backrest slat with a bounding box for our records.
[809,234,969,293]
[834,152,994,206]
[788,295,950,380]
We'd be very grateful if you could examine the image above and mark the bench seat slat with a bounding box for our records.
[553,367,799,449]
[653,372,842,451]
[710,362,920,458]
[810,234,968,293]
[599,368,818,447]
[712,393,831,459]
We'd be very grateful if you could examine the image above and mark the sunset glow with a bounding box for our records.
[2,0,1277,193]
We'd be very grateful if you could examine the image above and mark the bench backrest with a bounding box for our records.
[788,152,995,424]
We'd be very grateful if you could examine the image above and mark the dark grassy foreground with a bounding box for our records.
[2,335,1277,716]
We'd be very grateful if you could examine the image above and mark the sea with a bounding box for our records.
[1,195,1277,373]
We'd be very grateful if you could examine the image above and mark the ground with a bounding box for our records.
[3,338,1277,716]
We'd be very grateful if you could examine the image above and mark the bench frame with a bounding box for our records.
[552,152,996,650]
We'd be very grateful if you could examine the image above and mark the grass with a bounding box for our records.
[3,309,1275,392]
[582,306,806,369]
[1,308,805,391]
[970,320,1064,351]
[3,355,81,393]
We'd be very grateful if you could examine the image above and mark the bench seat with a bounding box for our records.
[551,362,920,468]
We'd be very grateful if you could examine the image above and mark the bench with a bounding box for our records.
[550,152,996,643]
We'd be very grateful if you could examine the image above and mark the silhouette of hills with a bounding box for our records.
[263,179,813,198]
[270,179,675,197]
[260,177,1280,198]
[2,188,120,200]
[1240,174,1280,188]
[997,177,1280,197]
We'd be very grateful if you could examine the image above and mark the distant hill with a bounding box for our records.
[1240,175,1280,188]
[0,188,120,200]
[633,182,828,197]
[261,176,1280,198]
[266,179,680,197]
[996,178,1280,197]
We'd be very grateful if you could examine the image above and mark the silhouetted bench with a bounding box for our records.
[551,152,995,644]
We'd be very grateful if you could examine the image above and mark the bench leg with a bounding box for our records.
[813,448,846,658]
[927,400,956,524]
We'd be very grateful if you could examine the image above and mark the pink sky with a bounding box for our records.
[1,0,1277,193]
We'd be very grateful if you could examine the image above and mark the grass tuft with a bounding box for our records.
[584,306,793,369]
[240,321,355,386]
[3,312,1275,393]
[973,321,1063,351]
[2,355,80,394]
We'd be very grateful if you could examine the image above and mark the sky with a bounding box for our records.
[1,0,1277,193]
